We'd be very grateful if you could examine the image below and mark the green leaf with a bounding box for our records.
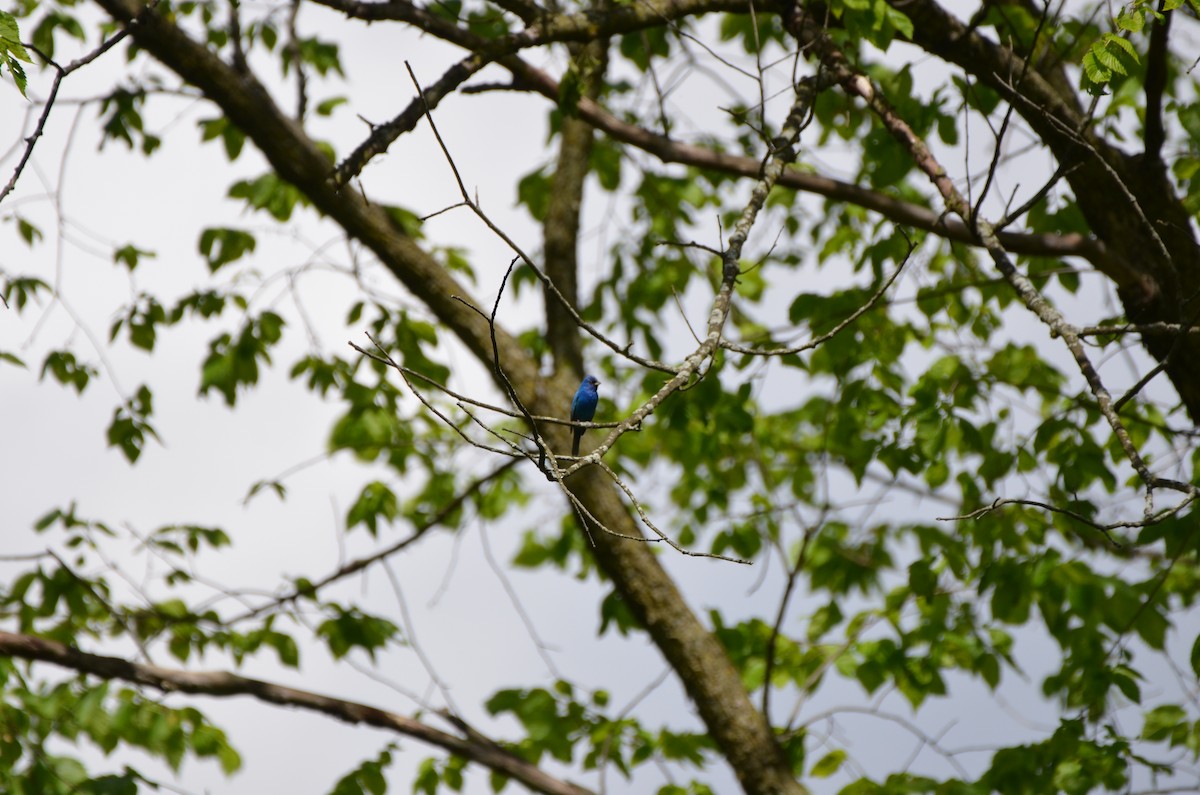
[198,116,246,160]
[346,481,399,536]
[1116,7,1146,32]
[98,87,160,153]
[41,351,98,394]
[381,205,424,239]
[317,606,400,660]
[113,244,155,271]
[1142,704,1187,741]
[14,216,42,246]
[810,749,846,778]
[517,167,552,221]
[0,11,32,97]
[198,227,257,272]
[31,11,84,62]
[557,63,582,117]
[283,36,344,77]
[330,745,396,795]
[316,96,348,116]
[106,385,160,463]
[228,173,307,221]
[0,12,31,62]
[198,313,286,406]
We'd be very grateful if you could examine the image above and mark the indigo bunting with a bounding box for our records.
[570,374,601,456]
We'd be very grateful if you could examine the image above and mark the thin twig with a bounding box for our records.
[722,239,911,356]
[403,61,677,375]
[1,26,134,205]
[226,460,518,625]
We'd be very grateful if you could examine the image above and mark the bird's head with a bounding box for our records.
[584,374,600,390]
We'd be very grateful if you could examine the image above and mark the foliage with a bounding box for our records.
[0,10,30,96]
[1,0,1199,793]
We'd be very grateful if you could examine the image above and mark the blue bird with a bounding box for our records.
[570,374,601,456]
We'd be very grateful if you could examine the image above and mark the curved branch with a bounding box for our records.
[0,631,594,795]
[886,0,1088,139]
[494,58,1123,274]
[488,0,544,25]
[881,0,1183,281]
[311,0,766,187]
[1,30,131,206]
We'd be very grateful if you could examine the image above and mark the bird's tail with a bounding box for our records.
[572,428,583,456]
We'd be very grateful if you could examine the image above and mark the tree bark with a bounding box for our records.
[542,34,608,378]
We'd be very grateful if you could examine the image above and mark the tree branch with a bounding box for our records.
[1,28,132,206]
[0,631,595,795]
[880,0,1177,272]
[92,0,537,388]
[88,4,807,793]
[495,58,1124,275]
[1143,2,1171,163]
[330,53,488,189]
[307,0,763,48]
[488,0,545,25]
[227,459,519,625]
[308,0,1128,282]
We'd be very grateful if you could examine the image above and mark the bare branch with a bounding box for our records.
[558,73,835,480]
